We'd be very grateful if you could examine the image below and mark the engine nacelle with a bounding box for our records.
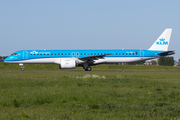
[59,60,76,69]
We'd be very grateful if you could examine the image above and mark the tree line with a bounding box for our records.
[123,56,174,66]
[0,56,8,60]
[158,56,174,66]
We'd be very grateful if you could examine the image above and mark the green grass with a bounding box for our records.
[1,62,180,71]
[0,72,180,119]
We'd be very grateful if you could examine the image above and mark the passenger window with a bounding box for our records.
[94,53,96,55]
[51,54,53,55]
[88,53,89,55]
[73,53,74,55]
[62,53,63,55]
[47,54,49,55]
[116,53,117,55]
[58,53,60,55]
[65,53,67,55]
[136,52,138,55]
[77,53,79,55]
[123,53,124,55]
[68,53,70,55]
[91,53,93,55]
[126,53,128,55]
[129,53,131,55]
[133,53,134,55]
[41,54,42,55]
[37,54,39,55]
[119,53,121,55]
[44,54,46,55]
[84,53,86,55]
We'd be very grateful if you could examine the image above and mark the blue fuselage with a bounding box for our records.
[5,49,165,63]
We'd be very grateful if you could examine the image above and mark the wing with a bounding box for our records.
[157,50,175,55]
[78,54,113,61]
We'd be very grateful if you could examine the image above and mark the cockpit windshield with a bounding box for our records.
[11,53,17,56]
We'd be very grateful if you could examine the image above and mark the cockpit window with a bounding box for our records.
[11,53,17,56]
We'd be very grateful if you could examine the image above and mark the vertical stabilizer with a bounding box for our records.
[148,29,172,51]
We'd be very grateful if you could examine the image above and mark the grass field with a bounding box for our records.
[1,62,180,71]
[1,72,180,119]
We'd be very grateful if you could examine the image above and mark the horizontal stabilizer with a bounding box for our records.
[157,50,175,55]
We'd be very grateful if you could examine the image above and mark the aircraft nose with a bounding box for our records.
[4,56,16,63]
[4,57,10,63]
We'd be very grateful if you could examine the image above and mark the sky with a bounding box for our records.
[0,0,180,59]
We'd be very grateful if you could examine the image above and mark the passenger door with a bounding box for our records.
[23,51,28,60]
[140,50,144,59]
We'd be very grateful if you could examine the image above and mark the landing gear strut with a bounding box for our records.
[19,63,25,71]
[83,63,92,71]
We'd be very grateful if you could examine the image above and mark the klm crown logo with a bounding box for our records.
[30,51,38,54]
[156,38,168,45]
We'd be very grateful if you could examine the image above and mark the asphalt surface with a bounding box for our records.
[1,70,180,73]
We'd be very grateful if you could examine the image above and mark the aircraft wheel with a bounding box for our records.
[21,68,25,71]
[87,67,92,71]
[84,67,92,71]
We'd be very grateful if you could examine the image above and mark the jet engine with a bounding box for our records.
[59,60,76,69]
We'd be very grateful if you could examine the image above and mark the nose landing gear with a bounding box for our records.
[19,63,25,71]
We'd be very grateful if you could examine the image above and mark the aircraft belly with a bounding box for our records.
[104,57,153,63]
[8,58,78,64]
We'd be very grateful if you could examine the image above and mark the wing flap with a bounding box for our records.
[78,54,113,61]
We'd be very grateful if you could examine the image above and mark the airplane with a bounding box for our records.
[4,28,175,71]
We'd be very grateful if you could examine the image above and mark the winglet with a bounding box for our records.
[148,29,172,51]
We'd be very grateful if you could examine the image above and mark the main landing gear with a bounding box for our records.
[83,63,92,71]
[85,67,92,71]
[19,63,25,71]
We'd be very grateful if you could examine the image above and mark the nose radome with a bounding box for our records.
[4,56,15,62]
[4,57,9,62]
